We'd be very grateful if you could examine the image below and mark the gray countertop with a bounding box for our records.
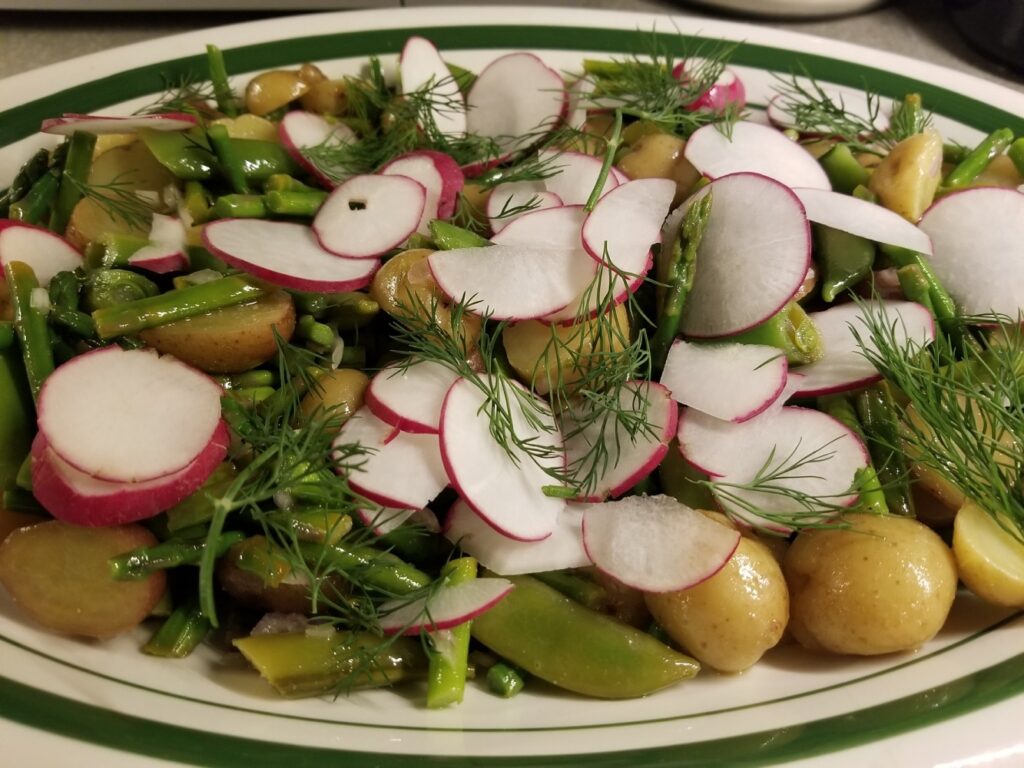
[1,0,1022,94]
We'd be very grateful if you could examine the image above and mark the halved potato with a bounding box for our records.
[868,128,943,222]
[954,502,1024,607]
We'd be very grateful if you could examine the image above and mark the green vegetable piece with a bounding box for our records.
[470,575,699,698]
[728,301,823,365]
[296,314,335,352]
[815,223,875,302]
[91,275,263,339]
[229,138,299,183]
[183,181,213,224]
[264,174,318,194]
[445,61,477,94]
[0,148,51,218]
[487,662,525,698]
[890,92,927,138]
[855,383,915,517]
[9,171,60,225]
[300,541,432,596]
[50,131,97,235]
[851,184,877,204]
[5,261,55,401]
[426,557,477,708]
[942,128,1014,189]
[1008,137,1024,177]
[82,268,160,313]
[49,306,96,339]
[47,270,80,310]
[164,464,237,533]
[818,143,870,194]
[206,44,238,117]
[138,128,216,180]
[0,343,34,490]
[0,322,14,352]
[818,393,864,440]
[96,232,149,268]
[263,190,326,217]
[109,530,246,580]
[853,465,889,515]
[895,264,937,317]
[143,599,210,658]
[533,570,610,612]
[658,442,716,509]
[430,220,490,250]
[233,630,426,698]
[212,193,266,219]
[208,124,249,194]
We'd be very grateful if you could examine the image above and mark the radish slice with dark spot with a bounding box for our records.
[38,346,224,484]
[918,187,1024,317]
[365,360,460,434]
[314,174,425,259]
[41,112,197,135]
[0,221,82,287]
[661,340,788,423]
[793,187,933,255]
[400,36,467,138]
[582,495,740,592]
[792,300,935,397]
[203,219,379,293]
[440,376,564,542]
[444,498,590,575]
[278,111,355,188]
[378,578,514,635]
[684,121,832,190]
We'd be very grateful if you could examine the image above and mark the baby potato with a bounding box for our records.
[245,69,310,116]
[299,368,370,427]
[645,535,789,673]
[953,502,1024,608]
[139,289,296,373]
[616,133,701,205]
[784,513,957,655]
[868,128,943,222]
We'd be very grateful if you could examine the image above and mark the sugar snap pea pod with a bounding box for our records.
[0,342,34,490]
[296,314,335,352]
[231,139,300,183]
[487,662,526,698]
[534,570,610,612]
[212,193,266,219]
[206,44,238,117]
[652,192,711,372]
[291,291,379,326]
[728,301,823,365]
[49,131,97,236]
[91,275,263,339]
[234,630,426,698]
[5,261,54,401]
[942,128,1014,189]
[1009,138,1024,176]
[374,522,453,570]
[818,395,889,515]
[851,184,877,204]
[470,575,699,698]
[98,233,149,268]
[426,557,477,708]
[143,598,211,658]
[264,190,326,217]
[815,223,875,302]
[139,128,216,180]
[818,394,864,439]
[0,148,51,218]
[299,540,431,596]
[855,382,914,517]
[9,170,60,224]
[109,530,246,580]
[818,143,870,194]
[82,268,159,312]
[208,124,249,194]
[430,220,490,250]
[853,466,888,515]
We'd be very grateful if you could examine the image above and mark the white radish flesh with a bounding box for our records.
[793,187,933,255]
[581,494,741,592]
[0,221,83,287]
[203,219,379,293]
[444,498,590,575]
[918,187,1024,317]
[358,506,439,536]
[378,578,514,635]
[333,407,448,509]
[538,149,618,206]
[487,182,562,233]
[563,381,678,502]
[490,204,585,251]
[793,300,935,397]
[41,112,196,135]
[674,173,811,338]
[127,213,188,274]
[400,36,467,137]
[467,53,566,156]
[314,174,425,259]
[380,152,457,236]
[392,150,464,219]
[581,178,676,266]
[684,121,832,190]
[37,347,224,484]
[278,111,356,187]
[365,359,461,434]
[660,340,788,423]
[440,376,565,542]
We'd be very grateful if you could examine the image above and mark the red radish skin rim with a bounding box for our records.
[675,408,727,479]
[382,150,465,220]
[0,220,84,287]
[277,112,349,189]
[379,581,515,636]
[364,386,438,435]
[127,249,188,275]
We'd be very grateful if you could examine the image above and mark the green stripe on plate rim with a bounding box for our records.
[1,23,1023,149]
[1,20,1022,767]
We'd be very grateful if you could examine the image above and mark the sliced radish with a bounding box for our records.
[793,187,933,255]
[127,213,188,274]
[31,423,228,527]
[278,111,356,188]
[440,376,565,541]
[333,406,448,509]
[918,187,1024,317]
[38,346,223,484]
[358,506,439,536]
[41,112,197,135]
[365,359,461,434]
[684,121,831,190]
[380,151,465,235]
[467,53,566,157]
[660,340,788,423]
[564,77,595,129]
[400,36,467,137]
[489,204,585,251]
[428,242,597,321]
[487,181,562,233]
[313,174,425,259]
[538,149,618,206]
[444,498,590,575]
[563,381,678,502]
[581,495,740,592]
[203,219,379,293]
[581,178,675,266]
[669,173,810,338]
[768,86,889,134]
[674,60,746,112]
[0,221,82,287]
[793,300,935,397]
[378,577,514,635]
[701,407,869,531]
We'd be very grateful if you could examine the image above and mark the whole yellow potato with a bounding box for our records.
[868,128,943,222]
[616,133,701,205]
[953,502,1024,608]
[784,514,957,655]
[645,535,789,673]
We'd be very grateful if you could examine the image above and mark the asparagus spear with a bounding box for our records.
[426,557,477,708]
[942,128,1014,189]
[5,261,54,401]
[49,131,97,235]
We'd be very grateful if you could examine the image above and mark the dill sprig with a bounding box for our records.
[852,303,1024,543]
[65,175,155,231]
[134,72,217,116]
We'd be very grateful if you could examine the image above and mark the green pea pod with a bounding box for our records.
[727,302,823,365]
[942,128,1014,190]
[1009,137,1024,177]
[430,220,490,250]
[138,128,216,180]
[818,144,870,194]
[815,223,875,303]
[471,575,699,699]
